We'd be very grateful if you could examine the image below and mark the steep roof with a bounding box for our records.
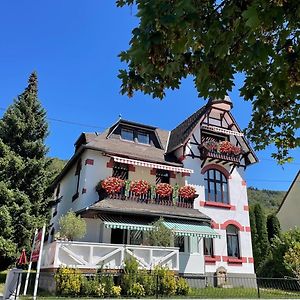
[167,106,207,153]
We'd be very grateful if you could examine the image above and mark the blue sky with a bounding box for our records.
[0,1,299,191]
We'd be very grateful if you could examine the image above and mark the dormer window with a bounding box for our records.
[137,132,150,144]
[121,128,134,141]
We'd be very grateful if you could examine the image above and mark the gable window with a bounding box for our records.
[226,225,240,258]
[113,162,129,180]
[121,128,134,141]
[203,238,214,256]
[72,158,82,201]
[137,132,150,144]
[204,169,228,203]
[156,169,170,184]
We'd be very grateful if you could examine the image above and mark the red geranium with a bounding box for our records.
[130,180,150,195]
[100,177,125,194]
[179,185,196,199]
[156,183,173,197]
[219,141,233,153]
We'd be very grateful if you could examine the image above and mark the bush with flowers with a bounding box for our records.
[130,180,150,195]
[179,185,196,199]
[156,183,173,197]
[97,177,125,194]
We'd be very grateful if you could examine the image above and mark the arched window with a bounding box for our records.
[204,169,228,203]
[226,225,240,258]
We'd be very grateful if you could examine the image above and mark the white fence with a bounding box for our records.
[41,241,179,271]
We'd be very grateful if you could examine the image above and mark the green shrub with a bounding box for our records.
[154,266,177,296]
[54,266,83,296]
[176,277,190,295]
[138,270,156,296]
[80,277,106,297]
[111,285,122,297]
[100,274,114,296]
[127,282,145,297]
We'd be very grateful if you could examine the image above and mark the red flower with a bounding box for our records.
[130,180,150,195]
[156,183,173,197]
[100,177,125,194]
[179,185,196,199]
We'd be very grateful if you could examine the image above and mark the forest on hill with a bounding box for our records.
[247,187,286,213]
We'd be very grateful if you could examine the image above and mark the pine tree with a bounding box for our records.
[0,73,51,269]
[0,72,51,216]
[254,203,270,272]
[249,206,260,271]
[267,214,281,243]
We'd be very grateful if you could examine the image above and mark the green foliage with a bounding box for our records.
[267,214,281,243]
[154,265,177,296]
[247,187,286,213]
[252,204,270,273]
[259,228,300,278]
[127,282,145,297]
[116,0,300,162]
[54,267,83,296]
[0,73,52,268]
[284,242,300,280]
[58,211,86,241]
[147,217,173,247]
[111,285,122,297]
[176,277,190,295]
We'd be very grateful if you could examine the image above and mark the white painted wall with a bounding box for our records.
[180,123,255,275]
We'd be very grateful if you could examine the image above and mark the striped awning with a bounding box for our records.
[112,156,194,174]
[162,220,220,238]
[100,215,153,231]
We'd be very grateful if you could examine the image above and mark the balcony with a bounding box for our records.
[199,141,243,165]
[41,241,180,272]
[97,185,197,209]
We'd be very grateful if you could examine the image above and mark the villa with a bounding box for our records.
[42,96,258,280]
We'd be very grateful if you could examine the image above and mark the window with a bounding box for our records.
[156,169,170,184]
[204,169,228,203]
[113,162,129,180]
[111,228,127,244]
[121,128,134,141]
[174,236,185,252]
[137,132,150,144]
[72,158,82,201]
[226,225,240,258]
[203,238,214,256]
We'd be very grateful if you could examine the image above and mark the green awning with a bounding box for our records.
[100,215,154,232]
[162,220,220,238]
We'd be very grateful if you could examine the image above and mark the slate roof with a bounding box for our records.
[82,199,211,222]
[85,127,180,166]
[167,106,208,153]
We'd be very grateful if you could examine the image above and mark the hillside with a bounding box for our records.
[247,187,286,213]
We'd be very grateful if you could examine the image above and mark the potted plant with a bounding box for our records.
[156,183,173,198]
[179,185,197,199]
[130,180,150,195]
[96,177,125,199]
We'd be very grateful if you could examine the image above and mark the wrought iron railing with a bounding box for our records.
[97,186,197,209]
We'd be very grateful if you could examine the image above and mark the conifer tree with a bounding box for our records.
[0,73,51,269]
[249,206,260,270]
[267,214,281,243]
[253,203,270,272]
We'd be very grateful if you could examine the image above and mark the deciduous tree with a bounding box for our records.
[117,0,300,163]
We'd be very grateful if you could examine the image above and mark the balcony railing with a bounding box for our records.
[41,241,180,271]
[199,145,241,164]
[98,187,197,209]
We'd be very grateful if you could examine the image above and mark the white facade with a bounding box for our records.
[47,99,257,277]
